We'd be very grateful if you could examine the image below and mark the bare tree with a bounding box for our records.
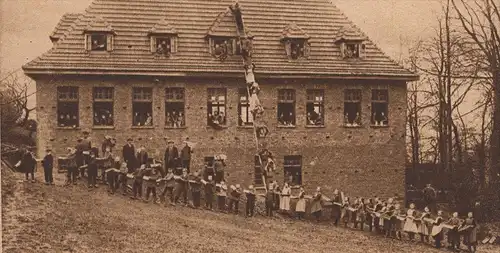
[452,0,500,184]
[0,71,36,126]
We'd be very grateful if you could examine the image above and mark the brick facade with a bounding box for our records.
[35,75,406,198]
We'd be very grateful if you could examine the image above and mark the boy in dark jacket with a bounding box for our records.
[265,185,275,217]
[87,152,98,188]
[204,175,215,210]
[131,165,146,199]
[143,167,159,203]
[42,149,54,185]
[245,185,256,217]
[190,171,202,208]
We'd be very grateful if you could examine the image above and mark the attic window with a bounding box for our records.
[341,42,366,59]
[209,37,238,61]
[283,39,310,60]
[150,36,177,56]
[85,33,113,52]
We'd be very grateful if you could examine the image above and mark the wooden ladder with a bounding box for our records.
[230,2,268,193]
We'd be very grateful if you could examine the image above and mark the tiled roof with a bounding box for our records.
[24,0,418,80]
[49,13,81,42]
[149,18,177,35]
[335,25,367,42]
[83,15,114,33]
[281,23,310,40]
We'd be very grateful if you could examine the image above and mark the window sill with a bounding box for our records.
[205,126,229,130]
[56,126,80,130]
[93,126,115,130]
[237,126,254,129]
[305,125,325,128]
[164,126,187,130]
[370,125,390,128]
[277,125,296,129]
[290,185,302,189]
[131,126,155,129]
[343,125,363,129]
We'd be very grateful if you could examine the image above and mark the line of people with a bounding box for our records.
[28,133,479,253]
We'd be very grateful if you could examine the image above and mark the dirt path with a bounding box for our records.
[2,168,498,253]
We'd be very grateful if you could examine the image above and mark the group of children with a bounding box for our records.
[28,143,479,253]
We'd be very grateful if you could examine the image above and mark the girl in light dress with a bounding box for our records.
[280,182,291,213]
[295,187,306,220]
[404,203,419,241]
[418,206,432,243]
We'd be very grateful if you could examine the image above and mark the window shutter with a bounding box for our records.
[85,34,91,51]
[340,42,345,58]
[209,38,214,55]
[304,41,311,58]
[150,36,156,53]
[170,36,177,53]
[284,40,291,57]
[359,43,366,58]
[228,39,236,55]
[106,34,113,52]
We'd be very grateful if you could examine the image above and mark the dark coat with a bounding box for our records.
[137,150,149,166]
[21,152,36,172]
[164,147,179,167]
[101,139,115,154]
[122,144,137,170]
[42,154,53,170]
[180,146,192,161]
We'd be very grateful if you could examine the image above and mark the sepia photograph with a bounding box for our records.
[1,0,499,252]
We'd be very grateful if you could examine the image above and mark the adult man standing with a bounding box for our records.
[122,138,137,173]
[180,139,193,173]
[423,183,437,212]
[164,140,179,174]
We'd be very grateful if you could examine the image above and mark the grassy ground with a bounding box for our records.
[2,167,499,253]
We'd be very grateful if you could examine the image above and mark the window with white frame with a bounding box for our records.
[207,88,227,127]
[151,36,177,56]
[371,89,389,126]
[132,88,153,127]
[93,87,114,126]
[306,89,324,126]
[344,89,362,127]
[341,42,365,59]
[57,87,79,128]
[85,33,113,52]
[238,88,253,126]
[165,88,185,128]
[284,39,310,60]
[277,89,296,126]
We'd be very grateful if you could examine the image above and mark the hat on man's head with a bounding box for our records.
[82,131,90,135]
[105,135,112,139]
[45,148,52,152]
[127,138,133,141]
[167,140,174,144]
[77,137,83,141]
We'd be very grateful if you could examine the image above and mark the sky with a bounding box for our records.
[0,0,445,109]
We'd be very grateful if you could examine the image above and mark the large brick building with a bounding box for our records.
[23,0,418,197]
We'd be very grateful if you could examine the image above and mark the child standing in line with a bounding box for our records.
[447,212,461,251]
[160,168,175,205]
[295,187,306,220]
[216,180,228,212]
[42,148,54,185]
[461,212,478,253]
[245,185,256,217]
[431,210,445,249]
[204,175,215,210]
[131,165,146,200]
[404,203,419,241]
[190,171,202,208]
[143,168,159,203]
[265,184,275,217]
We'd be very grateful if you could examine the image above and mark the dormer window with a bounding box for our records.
[208,36,238,61]
[90,34,107,51]
[281,23,310,60]
[335,25,367,60]
[285,39,309,60]
[341,43,365,59]
[148,19,178,57]
[83,16,115,52]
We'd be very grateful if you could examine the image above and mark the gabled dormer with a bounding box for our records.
[83,16,115,52]
[206,9,242,61]
[335,25,367,59]
[148,19,178,57]
[281,23,311,60]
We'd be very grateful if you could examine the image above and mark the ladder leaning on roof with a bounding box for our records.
[229,2,268,193]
